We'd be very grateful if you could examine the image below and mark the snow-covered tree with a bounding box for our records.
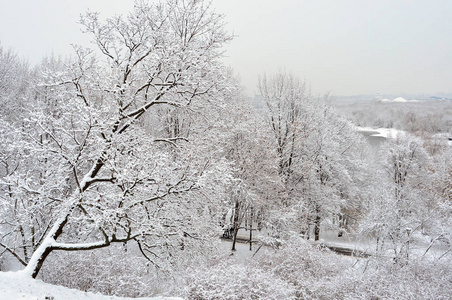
[361,134,435,261]
[0,0,234,278]
[0,46,41,267]
[259,72,369,240]
[221,98,280,250]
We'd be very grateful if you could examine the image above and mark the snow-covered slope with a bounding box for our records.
[0,271,183,300]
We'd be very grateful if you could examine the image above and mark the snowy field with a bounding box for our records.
[0,271,182,300]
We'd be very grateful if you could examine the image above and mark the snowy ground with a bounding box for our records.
[219,239,264,260]
[224,227,450,262]
[0,271,183,300]
[315,228,451,262]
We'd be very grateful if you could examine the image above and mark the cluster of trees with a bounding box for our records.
[0,0,451,298]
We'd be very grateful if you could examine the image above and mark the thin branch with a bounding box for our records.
[154,137,189,147]
[0,242,27,266]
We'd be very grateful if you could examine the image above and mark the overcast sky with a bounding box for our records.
[0,0,451,96]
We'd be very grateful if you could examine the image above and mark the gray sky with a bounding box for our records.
[1,0,451,96]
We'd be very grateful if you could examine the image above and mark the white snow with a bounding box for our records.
[0,271,183,300]
[379,97,420,103]
[355,126,404,138]
[393,97,408,102]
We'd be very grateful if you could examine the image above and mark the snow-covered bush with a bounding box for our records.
[41,240,223,297]
[40,246,157,297]
[187,238,452,300]
[253,239,352,299]
[338,258,452,300]
[186,256,295,300]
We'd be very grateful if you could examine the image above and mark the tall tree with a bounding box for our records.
[361,134,435,261]
[0,0,234,278]
[259,72,369,241]
[222,97,280,250]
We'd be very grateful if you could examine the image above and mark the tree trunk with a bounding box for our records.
[249,206,253,251]
[27,244,53,279]
[22,213,69,278]
[231,225,239,251]
[337,214,344,237]
[314,205,321,241]
[231,200,240,251]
